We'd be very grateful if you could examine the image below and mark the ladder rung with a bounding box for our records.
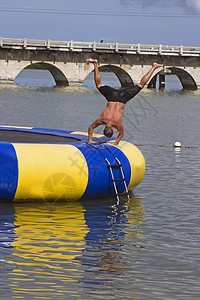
[111,178,125,182]
[107,164,122,168]
[116,192,129,197]
[92,144,129,202]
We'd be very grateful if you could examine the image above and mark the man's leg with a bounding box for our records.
[87,58,105,88]
[138,63,163,88]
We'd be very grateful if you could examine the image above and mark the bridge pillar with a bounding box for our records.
[0,62,14,84]
[159,74,165,89]
[0,60,29,84]
[55,62,90,86]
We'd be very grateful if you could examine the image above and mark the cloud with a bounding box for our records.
[186,0,200,13]
[119,0,200,14]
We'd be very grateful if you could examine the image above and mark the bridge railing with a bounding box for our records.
[0,37,200,56]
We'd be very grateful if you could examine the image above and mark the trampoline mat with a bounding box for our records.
[0,130,81,143]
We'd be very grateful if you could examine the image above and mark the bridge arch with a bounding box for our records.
[99,65,134,87]
[16,62,69,86]
[84,64,134,88]
[148,67,197,90]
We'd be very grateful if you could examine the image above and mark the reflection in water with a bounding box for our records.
[77,196,146,295]
[8,202,89,298]
[2,195,145,298]
[11,202,89,262]
[0,203,16,250]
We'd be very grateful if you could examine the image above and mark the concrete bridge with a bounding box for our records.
[0,37,200,89]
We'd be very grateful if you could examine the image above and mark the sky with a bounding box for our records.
[0,0,200,47]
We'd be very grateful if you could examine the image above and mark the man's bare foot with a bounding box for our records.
[153,63,163,69]
[87,58,98,64]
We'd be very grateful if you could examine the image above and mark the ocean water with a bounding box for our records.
[0,70,199,299]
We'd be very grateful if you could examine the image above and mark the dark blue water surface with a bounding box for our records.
[0,70,199,299]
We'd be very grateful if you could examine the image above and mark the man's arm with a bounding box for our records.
[88,118,102,143]
[114,125,124,146]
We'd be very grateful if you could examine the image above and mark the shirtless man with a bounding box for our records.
[87,58,163,146]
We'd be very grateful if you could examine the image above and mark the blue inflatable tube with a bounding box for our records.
[0,126,145,202]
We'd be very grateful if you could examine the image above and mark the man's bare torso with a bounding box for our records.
[99,101,125,127]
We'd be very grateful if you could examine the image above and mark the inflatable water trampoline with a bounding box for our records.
[0,125,145,202]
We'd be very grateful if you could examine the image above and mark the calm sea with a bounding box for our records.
[0,70,199,299]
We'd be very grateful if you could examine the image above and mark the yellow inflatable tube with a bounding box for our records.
[0,126,145,202]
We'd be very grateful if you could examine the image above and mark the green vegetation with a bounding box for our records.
[25,63,47,70]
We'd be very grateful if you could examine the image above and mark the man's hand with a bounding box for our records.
[114,141,119,146]
[88,125,94,143]
[113,125,124,146]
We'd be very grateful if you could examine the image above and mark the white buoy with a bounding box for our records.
[174,141,182,148]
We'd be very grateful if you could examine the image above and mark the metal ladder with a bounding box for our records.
[89,144,130,204]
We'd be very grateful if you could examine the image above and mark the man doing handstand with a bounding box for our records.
[87,58,163,146]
